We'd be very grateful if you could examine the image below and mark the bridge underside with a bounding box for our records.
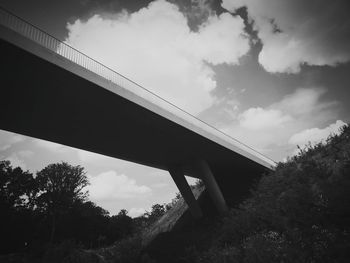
[0,30,271,208]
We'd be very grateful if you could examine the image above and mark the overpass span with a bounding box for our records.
[0,8,275,218]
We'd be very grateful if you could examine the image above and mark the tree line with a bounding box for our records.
[0,161,171,257]
[3,125,348,263]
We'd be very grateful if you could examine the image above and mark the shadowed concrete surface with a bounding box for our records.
[0,20,274,209]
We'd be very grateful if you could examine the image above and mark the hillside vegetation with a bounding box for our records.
[1,124,349,263]
[95,124,350,263]
[0,161,181,262]
[186,124,350,263]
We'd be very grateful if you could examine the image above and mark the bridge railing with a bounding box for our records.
[0,7,146,97]
[0,7,276,167]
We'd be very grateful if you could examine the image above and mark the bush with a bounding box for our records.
[42,240,80,263]
[193,124,350,263]
[97,235,143,263]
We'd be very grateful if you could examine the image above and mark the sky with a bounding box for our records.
[1,0,349,217]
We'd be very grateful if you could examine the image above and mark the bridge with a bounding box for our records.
[0,8,275,219]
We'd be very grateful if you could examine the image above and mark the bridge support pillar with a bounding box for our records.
[194,160,228,214]
[169,166,203,219]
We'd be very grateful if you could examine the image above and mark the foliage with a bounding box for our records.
[192,124,350,263]
[35,162,89,213]
[4,126,347,262]
[108,236,143,263]
[35,162,89,243]
[42,239,81,263]
[0,160,37,209]
[107,209,134,243]
[144,204,166,222]
[0,161,37,254]
[0,156,188,262]
[0,160,147,259]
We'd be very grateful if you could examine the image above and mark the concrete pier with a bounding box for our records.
[169,166,203,219]
[194,160,228,214]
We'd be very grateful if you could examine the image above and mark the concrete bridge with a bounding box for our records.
[0,8,275,219]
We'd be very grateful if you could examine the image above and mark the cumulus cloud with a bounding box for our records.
[222,87,339,159]
[288,120,346,147]
[239,107,291,130]
[222,0,350,73]
[272,88,333,116]
[64,0,249,115]
[192,13,249,65]
[87,171,151,201]
[237,88,331,132]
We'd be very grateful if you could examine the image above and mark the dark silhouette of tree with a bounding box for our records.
[0,160,36,209]
[150,204,166,218]
[59,200,110,248]
[118,209,128,217]
[0,160,37,254]
[0,160,147,258]
[107,209,133,243]
[144,203,166,223]
[35,162,89,243]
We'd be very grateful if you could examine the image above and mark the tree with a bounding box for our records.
[62,201,110,248]
[107,209,133,243]
[144,204,166,223]
[0,160,36,209]
[0,160,37,254]
[35,162,89,242]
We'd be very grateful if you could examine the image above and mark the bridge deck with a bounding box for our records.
[0,10,275,205]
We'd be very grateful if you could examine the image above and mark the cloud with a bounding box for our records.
[222,87,339,159]
[129,207,147,218]
[1,144,12,152]
[238,107,291,130]
[272,88,333,116]
[0,131,29,169]
[64,0,249,115]
[18,150,34,158]
[192,12,249,65]
[86,171,152,201]
[6,153,27,170]
[222,0,350,73]
[0,130,26,151]
[151,182,169,188]
[288,120,346,147]
[237,88,332,131]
